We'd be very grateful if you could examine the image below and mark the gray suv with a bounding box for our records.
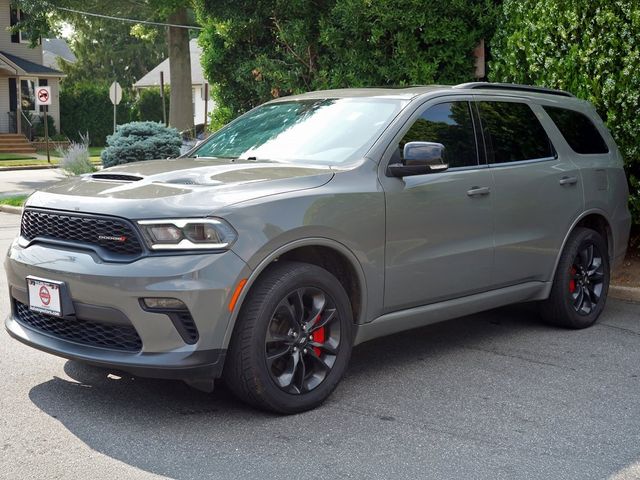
[5,83,631,413]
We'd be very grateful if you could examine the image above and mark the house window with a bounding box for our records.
[20,79,36,111]
[10,8,32,44]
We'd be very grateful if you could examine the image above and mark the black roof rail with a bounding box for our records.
[454,82,575,98]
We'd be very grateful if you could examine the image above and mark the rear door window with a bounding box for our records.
[477,101,554,164]
[543,106,609,154]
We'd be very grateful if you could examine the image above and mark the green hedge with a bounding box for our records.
[490,0,640,225]
[60,83,133,146]
[130,88,170,124]
[60,84,170,147]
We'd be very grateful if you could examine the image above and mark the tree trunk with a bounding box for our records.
[167,7,193,132]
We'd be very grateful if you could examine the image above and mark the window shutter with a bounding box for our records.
[10,8,19,43]
[9,78,16,112]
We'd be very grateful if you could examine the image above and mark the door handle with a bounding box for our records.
[467,186,490,197]
[559,176,578,185]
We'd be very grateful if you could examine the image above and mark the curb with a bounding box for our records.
[609,285,640,304]
[0,205,22,214]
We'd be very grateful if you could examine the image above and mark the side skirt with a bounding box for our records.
[354,281,550,345]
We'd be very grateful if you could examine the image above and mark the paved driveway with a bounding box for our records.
[1,212,639,479]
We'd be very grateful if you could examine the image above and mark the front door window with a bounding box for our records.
[20,79,35,111]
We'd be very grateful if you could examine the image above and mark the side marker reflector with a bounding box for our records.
[228,278,248,312]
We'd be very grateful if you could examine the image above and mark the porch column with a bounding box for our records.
[16,76,21,135]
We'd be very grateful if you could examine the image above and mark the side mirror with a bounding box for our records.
[387,141,448,177]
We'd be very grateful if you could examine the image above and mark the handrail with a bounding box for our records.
[20,110,33,127]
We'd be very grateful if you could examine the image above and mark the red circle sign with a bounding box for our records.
[39,285,51,305]
[37,88,49,103]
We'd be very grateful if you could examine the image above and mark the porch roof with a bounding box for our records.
[0,51,64,77]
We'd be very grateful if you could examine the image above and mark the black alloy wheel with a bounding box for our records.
[568,243,605,315]
[540,227,610,329]
[224,261,353,413]
[265,287,341,394]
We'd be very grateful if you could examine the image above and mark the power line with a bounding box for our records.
[54,6,204,30]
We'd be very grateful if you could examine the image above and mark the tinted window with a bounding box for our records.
[544,106,609,154]
[477,101,554,163]
[399,102,478,168]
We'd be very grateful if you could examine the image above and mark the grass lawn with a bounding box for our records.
[36,149,62,158]
[0,194,28,206]
[0,152,38,160]
[0,158,60,167]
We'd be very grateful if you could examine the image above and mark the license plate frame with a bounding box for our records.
[26,276,64,317]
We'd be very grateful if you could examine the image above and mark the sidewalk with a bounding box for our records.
[0,168,65,199]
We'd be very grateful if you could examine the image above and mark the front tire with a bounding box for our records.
[540,227,609,329]
[224,261,354,414]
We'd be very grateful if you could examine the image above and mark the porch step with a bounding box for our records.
[0,134,37,153]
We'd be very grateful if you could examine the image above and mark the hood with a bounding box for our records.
[26,157,334,219]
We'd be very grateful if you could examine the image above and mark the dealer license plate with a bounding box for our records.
[27,277,62,317]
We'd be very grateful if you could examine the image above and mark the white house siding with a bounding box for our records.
[0,75,9,132]
[0,1,44,65]
[192,85,215,126]
[46,77,60,132]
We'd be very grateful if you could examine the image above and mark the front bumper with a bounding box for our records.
[4,239,251,380]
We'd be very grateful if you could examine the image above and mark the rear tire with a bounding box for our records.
[540,227,609,329]
[224,261,353,414]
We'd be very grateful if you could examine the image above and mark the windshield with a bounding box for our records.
[192,98,409,165]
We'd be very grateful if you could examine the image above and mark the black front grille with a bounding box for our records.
[21,209,143,256]
[15,301,142,352]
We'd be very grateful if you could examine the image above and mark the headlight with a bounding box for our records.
[137,218,237,250]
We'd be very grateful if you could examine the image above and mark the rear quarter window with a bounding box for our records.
[543,106,609,154]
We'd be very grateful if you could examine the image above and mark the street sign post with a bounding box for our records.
[109,81,122,134]
[35,86,52,163]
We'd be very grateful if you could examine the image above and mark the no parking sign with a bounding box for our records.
[35,86,51,106]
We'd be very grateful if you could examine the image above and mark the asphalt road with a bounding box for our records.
[1,211,639,480]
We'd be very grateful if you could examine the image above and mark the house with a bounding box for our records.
[42,38,76,70]
[133,39,214,126]
[0,1,64,151]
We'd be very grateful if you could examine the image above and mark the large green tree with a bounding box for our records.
[195,0,497,126]
[490,0,640,224]
[61,16,165,88]
[14,0,196,131]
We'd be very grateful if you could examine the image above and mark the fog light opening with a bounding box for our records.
[141,297,187,311]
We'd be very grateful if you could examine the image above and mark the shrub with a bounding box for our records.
[58,133,95,176]
[60,82,133,146]
[33,114,57,138]
[490,0,640,225]
[101,121,181,168]
[131,88,169,123]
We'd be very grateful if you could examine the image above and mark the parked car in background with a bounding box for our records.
[5,83,631,413]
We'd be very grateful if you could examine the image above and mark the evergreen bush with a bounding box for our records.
[101,121,181,168]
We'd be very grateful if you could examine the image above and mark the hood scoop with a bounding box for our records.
[91,173,144,182]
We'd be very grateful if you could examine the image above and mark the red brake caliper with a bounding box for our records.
[312,314,325,356]
[569,266,577,293]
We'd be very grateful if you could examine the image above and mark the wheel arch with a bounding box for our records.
[549,209,613,287]
[222,238,368,349]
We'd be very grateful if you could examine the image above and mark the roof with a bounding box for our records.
[134,39,206,88]
[42,38,76,68]
[0,51,64,76]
